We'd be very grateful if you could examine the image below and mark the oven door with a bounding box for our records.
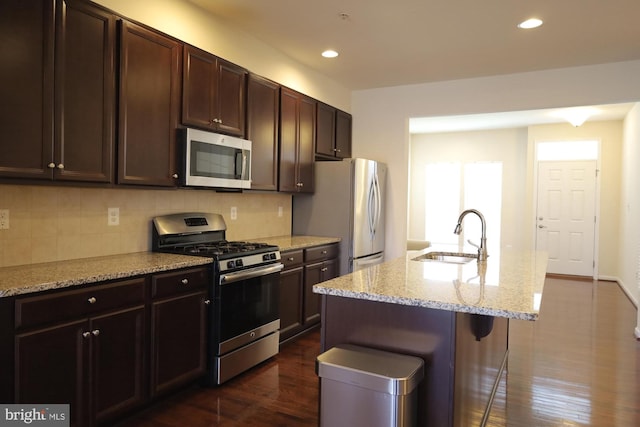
[215,263,283,354]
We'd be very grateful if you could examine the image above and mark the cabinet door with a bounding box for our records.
[182,45,216,130]
[92,306,146,424]
[323,258,339,282]
[54,0,115,183]
[247,74,279,191]
[215,58,246,136]
[118,20,181,186]
[15,319,90,427]
[335,110,352,159]
[315,102,336,158]
[297,94,316,193]
[279,266,304,342]
[151,291,208,397]
[303,262,323,326]
[279,87,299,192]
[0,0,55,179]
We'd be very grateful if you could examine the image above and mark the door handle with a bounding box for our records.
[538,225,547,229]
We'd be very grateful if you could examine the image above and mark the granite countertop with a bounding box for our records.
[313,245,548,321]
[0,235,339,298]
[258,235,341,251]
[0,253,212,298]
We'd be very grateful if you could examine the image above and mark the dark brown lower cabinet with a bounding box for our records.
[151,290,208,397]
[303,257,338,325]
[279,265,304,340]
[15,319,89,427]
[279,243,339,342]
[14,306,145,427]
[11,266,211,426]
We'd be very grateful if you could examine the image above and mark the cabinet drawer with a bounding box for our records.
[151,267,210,299]
[281,249,304,269]
[15,277,146,330]
[305,244,339,263]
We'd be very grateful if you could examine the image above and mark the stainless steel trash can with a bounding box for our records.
[316,344,424,427]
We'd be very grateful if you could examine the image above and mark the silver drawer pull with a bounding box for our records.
[88,297,97,304]
[204,299,211,305]
[321,250,327,254]
[82,332,91,338]
[321,267,328,272]
[288,257,295,261]
[92,329,100,336]
[181,278,189,285]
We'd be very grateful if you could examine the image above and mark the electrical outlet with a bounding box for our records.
[278,206,283,218]
[230,207,237,220]
[108,207,119,226]
[0,209,9,230]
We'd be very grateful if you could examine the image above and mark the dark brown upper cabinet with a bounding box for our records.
[315,102,352,160]
[0,0,116,183]
[182,45,247,137]
[54,0,116,183]
[118,20,182,187]
[247,74,280,191]
[0,0,54,180]
[335,109,352,159]
[279,87,315,193]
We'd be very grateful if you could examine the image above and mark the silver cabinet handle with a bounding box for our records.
[172,173,178,179]
[321,267,328,272]
[321,250,327,254]
[288,257,295,261]
[47,162,55,169]
[82,332,91,338]
[204,299,211,305]
[181,278,189,285]
[92,329,100,336]
[88,297,97,304]
[57,164,64,169]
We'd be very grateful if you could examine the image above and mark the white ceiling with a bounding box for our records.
[409,103,635,134]
[186,0,640,130]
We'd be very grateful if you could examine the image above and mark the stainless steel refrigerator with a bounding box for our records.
[292,158,387,275]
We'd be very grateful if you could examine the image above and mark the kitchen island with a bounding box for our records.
[313,246,548,427]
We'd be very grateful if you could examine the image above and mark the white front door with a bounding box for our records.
[536,160,597,277]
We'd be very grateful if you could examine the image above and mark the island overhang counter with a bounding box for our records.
[313,247,548,427]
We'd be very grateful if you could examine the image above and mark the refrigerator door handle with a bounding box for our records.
[367,178,376,238]
[370,172,381,237]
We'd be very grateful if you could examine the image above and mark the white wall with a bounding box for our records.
[352,60,640,265]
[620,104,640,336]
[93,0,351,111]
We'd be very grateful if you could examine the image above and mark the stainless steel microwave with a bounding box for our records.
[183,128,252,189]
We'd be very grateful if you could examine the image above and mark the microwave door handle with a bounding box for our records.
[241,152,247,179]
[234,151,243,179]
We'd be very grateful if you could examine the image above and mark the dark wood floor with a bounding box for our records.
[118,277,640,426]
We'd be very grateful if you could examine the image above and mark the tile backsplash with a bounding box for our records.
[0,184,292,267]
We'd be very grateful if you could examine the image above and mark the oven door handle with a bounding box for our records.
[219,263,284,285]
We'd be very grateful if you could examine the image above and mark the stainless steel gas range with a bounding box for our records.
[152,212,283,385]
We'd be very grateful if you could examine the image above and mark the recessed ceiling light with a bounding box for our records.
[322,50,339,58]
[518,18,543,29]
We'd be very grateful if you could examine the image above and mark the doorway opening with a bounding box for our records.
[534,140,600,278]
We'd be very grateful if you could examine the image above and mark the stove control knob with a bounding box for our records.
[227,260,235,269]
[270,253,277,260]
[235,259,244,268]
[262,254,270,261]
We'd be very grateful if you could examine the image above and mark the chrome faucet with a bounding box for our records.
[454,209,488,261]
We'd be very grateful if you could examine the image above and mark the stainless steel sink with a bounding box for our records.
[411,251,478,264]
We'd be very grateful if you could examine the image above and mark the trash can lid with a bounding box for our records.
[316,344,424,395]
